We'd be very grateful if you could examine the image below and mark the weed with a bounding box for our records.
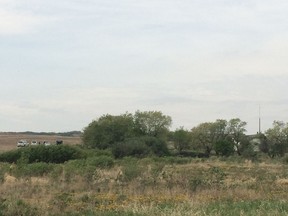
[189,177,205,192]
[122,162,144,182]
[202,200,288,216]
[1,199,39,216]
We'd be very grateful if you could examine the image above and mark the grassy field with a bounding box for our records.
[1,154,288,215]
[0,133,82,152]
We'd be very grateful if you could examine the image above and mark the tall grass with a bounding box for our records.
[1,154,288,215]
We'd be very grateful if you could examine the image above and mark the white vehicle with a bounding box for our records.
[43,141,51,146]
[17,140,29,147]
[31,141,38,146]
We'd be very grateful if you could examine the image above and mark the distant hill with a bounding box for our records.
[0,131,82,137]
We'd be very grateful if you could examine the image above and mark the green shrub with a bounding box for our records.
[122,162,143,182]
[86,156,114,168]
[112,139,150,158]
[153,156,192,165]
[11,162,55,177]
[112,137,170,158]
[242,144,257,160]
[215,140,234,157]
[81,148,113,158]
[63,159,88,180]
[142,136,170,156]
[0,149,22,163]
[0,145,84,164]
[0,163,10,183]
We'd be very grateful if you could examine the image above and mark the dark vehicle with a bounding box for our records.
[56,140,63,145]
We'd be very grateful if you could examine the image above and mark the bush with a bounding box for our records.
[11,162,55,177]
[0,145,84,164]
[112,139,150,158]
[165,156,193,164]
[215,140,234,157]
[120,158,144,182]
[0,149,22,163]
[242,144,257,160]
[142,136,170,156]
[0,163,9,183]
[86,156,114,168]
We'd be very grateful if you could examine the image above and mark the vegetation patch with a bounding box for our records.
[201,200,288,216]
[0,145,84,164]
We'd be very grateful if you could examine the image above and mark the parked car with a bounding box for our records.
[17,140,29,147]
[43,141,51,146]
[56,140,63,145]
[31,141,38,146]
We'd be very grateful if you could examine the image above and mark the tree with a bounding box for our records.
[191,119,228,156]
[82,113,134,149]
[82,111,172,151]
[227,118,247,155]
[173,127,191,153]
[133,111,172,138]
[265,121,288,157]
[191,122,214,156]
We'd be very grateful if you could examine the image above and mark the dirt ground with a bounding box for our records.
[0,133,82,152]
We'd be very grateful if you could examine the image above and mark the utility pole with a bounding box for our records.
[258,105,261,134]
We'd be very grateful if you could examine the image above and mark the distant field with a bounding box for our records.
[0,133,82,152]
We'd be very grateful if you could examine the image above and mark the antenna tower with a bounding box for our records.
[258,105,261,134]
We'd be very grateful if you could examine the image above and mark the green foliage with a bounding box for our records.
[266,121,288,157]
[202,200,288,216]
[241,144,257,160]
[134,110,172,138]
[215,140,234,157]
[191,118,248,156]
[208,166,226,185]
[227,118,247,155]
[153,156,193,165]
[0,149,22,163]
[86,156,114,168]
[112,136,169,158]
[112,139,150,158]
[191,121,220,156]
[82,113,135,149]
[82,111,172,151]
[142,136,170,156]
[0,163,9,183]
[0,145,84,164]
[121,158,144,182]
[172,127,191,153]
[11,162,55,177]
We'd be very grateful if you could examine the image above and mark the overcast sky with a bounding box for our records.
[1,0,288,133]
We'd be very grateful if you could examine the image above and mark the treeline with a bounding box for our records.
[1,131,82,137]
[82,111,288,159]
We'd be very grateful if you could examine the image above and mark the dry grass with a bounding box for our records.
[1,158,288,215]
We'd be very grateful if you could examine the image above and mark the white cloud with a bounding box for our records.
[0,10,37,34]
[0,1,57,35]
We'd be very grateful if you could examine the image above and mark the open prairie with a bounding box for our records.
[1,156,288,215]
[0,133,82,152]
